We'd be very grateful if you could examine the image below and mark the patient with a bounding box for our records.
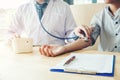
[39,0,120,57]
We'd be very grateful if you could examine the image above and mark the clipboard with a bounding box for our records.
[50,53,115,77]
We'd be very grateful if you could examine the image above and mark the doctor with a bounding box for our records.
[7,0,76,46]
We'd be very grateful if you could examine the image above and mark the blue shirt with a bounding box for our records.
[35,0,49,20]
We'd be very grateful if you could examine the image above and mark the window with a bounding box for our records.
[64,0,104,5]
[74,0,104,4]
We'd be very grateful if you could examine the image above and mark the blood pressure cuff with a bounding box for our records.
[90,25,100,46]
[66,25,100,45]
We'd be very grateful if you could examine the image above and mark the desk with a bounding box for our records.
[0,42,120,80]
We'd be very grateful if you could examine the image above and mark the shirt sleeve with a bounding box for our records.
[90,14,101,46]
[7,6,24,40]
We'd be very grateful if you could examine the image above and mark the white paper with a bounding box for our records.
[51,53,114,73]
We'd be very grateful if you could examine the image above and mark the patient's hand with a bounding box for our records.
[39,45,65,57]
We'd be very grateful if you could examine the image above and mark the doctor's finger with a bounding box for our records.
[86,25,93,35]
[82,25,91,38]
[14,33,20,38]
[74,27,85,37]
[82,25,89,37]
[89,26,95,32]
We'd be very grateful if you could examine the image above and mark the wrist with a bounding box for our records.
[62,45,70,53]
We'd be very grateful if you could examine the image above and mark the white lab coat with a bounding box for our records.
[8,0,76,46]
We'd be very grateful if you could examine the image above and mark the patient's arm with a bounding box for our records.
[39,38,92,57]
[39,25,93,57]
[63,38,92,53]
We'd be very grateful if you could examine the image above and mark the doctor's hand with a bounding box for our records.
[74,25,93,39]
[39,45,65,57]
[11,33,20,40]
[8,33,21,45]
[13,33,21,38]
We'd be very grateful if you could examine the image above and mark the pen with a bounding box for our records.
[63,56,76,66]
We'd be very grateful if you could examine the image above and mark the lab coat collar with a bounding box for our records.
[30,0,54,23]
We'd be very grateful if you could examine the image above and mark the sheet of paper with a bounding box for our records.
[51,53,114,73]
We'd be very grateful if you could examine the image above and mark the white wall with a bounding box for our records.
[0,0,29,9]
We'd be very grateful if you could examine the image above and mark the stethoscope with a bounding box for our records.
[35,2,89,42]
[35,2,80,41]
[40,20,80,40]
[39,19,90,42]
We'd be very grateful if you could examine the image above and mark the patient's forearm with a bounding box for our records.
[63,39,92,53]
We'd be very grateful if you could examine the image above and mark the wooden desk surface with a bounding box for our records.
[0,42,120,80]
